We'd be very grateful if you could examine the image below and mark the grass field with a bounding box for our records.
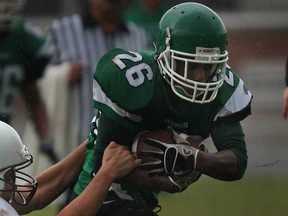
[25,175,288,216]
[159,175,288,216]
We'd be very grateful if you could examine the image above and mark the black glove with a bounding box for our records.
[168,170,202,192]
[139,138,199,177]
[166,127,208,191]
[39,140,59,164]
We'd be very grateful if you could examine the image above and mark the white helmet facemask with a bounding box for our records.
[157,28,228,104]
[0,121,37,205]
[0,159,37,205]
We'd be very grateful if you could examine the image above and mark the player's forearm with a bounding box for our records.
[35,139,87,200]
[283,87,288,119]
[285,57,288,86]
[57,168,115,216]
[119,168,178,193]
[196,150,241,181]
[208,122,247,180]
[14,140,87,214]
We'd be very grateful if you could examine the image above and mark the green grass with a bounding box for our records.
[23,206,57,216]
[158,175,288,216]
[24,175,288,216]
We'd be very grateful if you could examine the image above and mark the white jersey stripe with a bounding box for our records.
[215,79,252,121]
[93,80,142,122]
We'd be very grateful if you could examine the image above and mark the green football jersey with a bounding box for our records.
[74,48,252,208]
[0,21,51,123]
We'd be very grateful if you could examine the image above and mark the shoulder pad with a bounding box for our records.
[94,49,156,111]
[216,66,241,103]
[214,66,252,117]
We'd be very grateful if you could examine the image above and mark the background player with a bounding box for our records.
[67,2,253,215]
[0,0,58,163]
[282,57,288,118]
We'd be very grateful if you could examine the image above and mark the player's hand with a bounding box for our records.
[68,61,83,85]
[283,87,288,119]
[102,142,142,179]
[139,138,199,177]
[168,170,202,192]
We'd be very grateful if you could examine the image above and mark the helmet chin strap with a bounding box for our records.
[174,83,204,98]
[174,85,193,98]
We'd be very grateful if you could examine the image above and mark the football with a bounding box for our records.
[131,128,202,164]
[131,128,205,192]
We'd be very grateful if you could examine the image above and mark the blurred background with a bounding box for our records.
[13,0,288,215]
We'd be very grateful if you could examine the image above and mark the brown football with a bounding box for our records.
[131,129,202,164]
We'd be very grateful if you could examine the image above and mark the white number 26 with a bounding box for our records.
[112,51,153,87]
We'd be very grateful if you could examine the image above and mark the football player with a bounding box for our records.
[0,0,58,163]
[0,120,141,215]
[282,57,288,118]
[0,120,37,215]
[68,2,253,216]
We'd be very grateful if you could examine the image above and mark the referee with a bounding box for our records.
[47,0,152,144]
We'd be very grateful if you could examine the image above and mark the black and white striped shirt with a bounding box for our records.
[48,13,152,141]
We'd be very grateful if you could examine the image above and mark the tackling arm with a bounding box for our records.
[58,142,141,216]
[14,139,87,214]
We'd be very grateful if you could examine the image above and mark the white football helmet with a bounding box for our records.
[0,121,37,205]
[0,0,25,30]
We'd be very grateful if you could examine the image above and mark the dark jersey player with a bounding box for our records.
[69,2,253,216]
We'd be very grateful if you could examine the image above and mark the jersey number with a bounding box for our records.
[112,51,153,87]
[0,66,23,114]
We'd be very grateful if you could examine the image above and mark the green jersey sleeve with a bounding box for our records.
[93,48,158,129]
[212,65,252,124]
[211,122,248,178]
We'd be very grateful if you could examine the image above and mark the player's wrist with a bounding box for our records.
[285,76,288,87]
[186,147,199,170]
[174,145,198,172]
[96,167,118,183]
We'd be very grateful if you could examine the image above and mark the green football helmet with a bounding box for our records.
[156,2,228,104]
[0,0,25,30]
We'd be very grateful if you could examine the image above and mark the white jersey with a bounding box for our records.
[0,197,19,216]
